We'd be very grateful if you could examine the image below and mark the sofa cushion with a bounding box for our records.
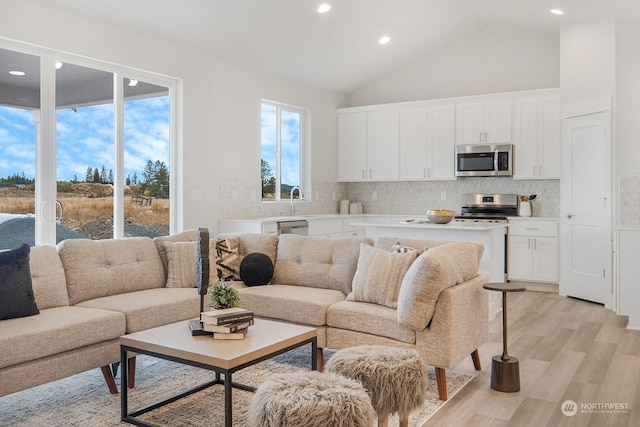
[29,245,69,310]
[326,300,415,344]
[397,241,481,331]
[57,237,166,306]
[75,287,200,333]
[0,306,125,369]
[347,244,417,309]
[375,237,484,264]
[0,243,39,320]
[164,241,197,288]
[238,284,345,326]
[273,235,373,294]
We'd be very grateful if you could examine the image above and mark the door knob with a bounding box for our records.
[565,213,573,219]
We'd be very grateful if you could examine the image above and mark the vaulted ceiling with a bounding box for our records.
[24,0,640,94]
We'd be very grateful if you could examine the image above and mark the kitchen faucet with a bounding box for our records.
[290,186,303,215]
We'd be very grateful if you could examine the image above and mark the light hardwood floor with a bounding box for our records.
[424,290,640,426]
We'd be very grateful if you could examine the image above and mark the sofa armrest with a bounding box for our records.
[414,274,489,368]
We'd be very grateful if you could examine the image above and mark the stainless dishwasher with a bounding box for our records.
[277,219,309,236]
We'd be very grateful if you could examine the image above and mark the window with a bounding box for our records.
[260,101,306,201]
[0,42,179,249]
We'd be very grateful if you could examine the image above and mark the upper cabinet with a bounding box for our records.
[455,99,512,144]
[513,95,560,179]
[399,104,455,180]
[337,112,367,181]
[337,108,399,181]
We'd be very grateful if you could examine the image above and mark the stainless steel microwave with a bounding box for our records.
[455,144,513,177]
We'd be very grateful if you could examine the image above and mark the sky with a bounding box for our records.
[260,103,301,189]
[0,96,169,182]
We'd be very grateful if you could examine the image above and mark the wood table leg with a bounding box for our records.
[471,349,482,370]
[435,367,448,401]
[100,365,118,394]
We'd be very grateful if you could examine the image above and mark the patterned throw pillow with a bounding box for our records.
[215,237,242,280]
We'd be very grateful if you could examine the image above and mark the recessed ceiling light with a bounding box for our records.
[55,61,63,69]
[9,70,25,76]
[550,9,564,15]
[317,3,331,13]
[128,79,139,87]
[378,36,391,45]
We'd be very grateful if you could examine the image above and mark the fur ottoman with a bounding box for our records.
[326,345,428,427]
[249,370,375,427]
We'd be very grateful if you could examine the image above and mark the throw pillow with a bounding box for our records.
[163,241,197,288]
[0,243,40,320]
[240,252,274,286]
[390,242,420,254]
[215,237,242,280]
[347,243,418,309]
[396,242,480,331]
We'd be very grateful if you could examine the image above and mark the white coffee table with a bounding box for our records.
[120,318,318,427]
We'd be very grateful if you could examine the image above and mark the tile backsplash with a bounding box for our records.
[620,176,640,225]
[219,176,560,219]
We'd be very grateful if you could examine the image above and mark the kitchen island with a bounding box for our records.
[351,216,508,319]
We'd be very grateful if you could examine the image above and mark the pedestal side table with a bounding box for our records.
[483,282,526,392]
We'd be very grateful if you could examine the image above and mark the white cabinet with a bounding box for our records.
[513,95,560,179]
[337,109,399,181]
[367,109,399,180]
[508,219,558,283]
[456,99,512,144]
[399,104,455,180]
[337,112,367,181]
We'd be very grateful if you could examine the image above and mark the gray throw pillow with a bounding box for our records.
[0,243,40,320]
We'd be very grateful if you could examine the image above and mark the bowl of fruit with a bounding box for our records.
[426,209,456,224]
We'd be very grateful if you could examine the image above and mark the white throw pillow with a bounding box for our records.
[347,243,418,308]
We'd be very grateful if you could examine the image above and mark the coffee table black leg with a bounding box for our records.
[121,347,129,421]
[311,339,318,370]
[225,372,232,427]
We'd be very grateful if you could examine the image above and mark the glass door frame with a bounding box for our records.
[0,37,182,245]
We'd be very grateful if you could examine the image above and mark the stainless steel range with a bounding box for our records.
[455,194,519,223]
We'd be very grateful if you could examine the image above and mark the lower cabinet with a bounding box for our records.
[508,219,558,283]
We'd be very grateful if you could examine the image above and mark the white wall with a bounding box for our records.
[559,19,616,106]
[346,27,559,107]
[615,20,640,177]
[0,0,345,234]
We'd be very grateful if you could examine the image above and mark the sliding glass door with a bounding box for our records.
[0,40,179,249]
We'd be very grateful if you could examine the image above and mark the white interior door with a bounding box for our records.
[560,111,611,305]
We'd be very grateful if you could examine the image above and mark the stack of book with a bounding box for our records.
[200,307,254,340]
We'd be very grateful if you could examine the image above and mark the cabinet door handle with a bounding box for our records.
[533,238,537,250]
[369,169,372,179]
[362,169,365,179]
[479,132,483,142]
[538,165,542,176]
[528,238,531,250]
[484,131,488,142]
[423,168,426,178]
[533,166,536,176]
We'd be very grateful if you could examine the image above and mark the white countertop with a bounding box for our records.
[351,218,509,231]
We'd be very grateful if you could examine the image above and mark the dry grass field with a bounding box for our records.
[0,186,169,233]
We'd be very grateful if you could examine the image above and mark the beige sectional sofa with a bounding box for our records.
[0,234,201,397]
[227,233,489,401]
[0,230,488,403]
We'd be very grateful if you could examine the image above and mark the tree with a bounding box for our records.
[100,166,107,183]
[126,174,131,186]
[140,159,170,197]
[93,167,100,184]
[261,159,275,197]
[72,174,78,183]
[86,166,93,182]
[107,169,114,184]
[132,172,138,185]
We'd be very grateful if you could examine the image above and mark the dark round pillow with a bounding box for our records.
[239,252,274,287]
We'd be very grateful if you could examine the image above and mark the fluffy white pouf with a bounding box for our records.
[249,370,375,427]
[326,345,428,421]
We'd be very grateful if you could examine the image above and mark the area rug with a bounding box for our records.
[0,347,476,426]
